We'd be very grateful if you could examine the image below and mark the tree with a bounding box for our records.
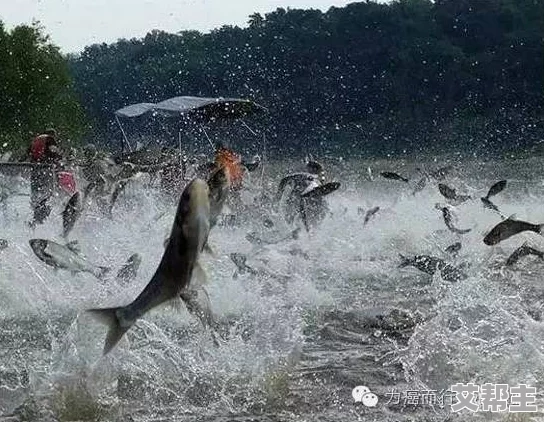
[0,21,87,152]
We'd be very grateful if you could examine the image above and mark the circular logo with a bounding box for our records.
[352,385,379,407]
[362,392,379,407]
[352,385,370,402]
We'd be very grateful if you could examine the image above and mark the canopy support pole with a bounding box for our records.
[240,119,265,187]
[178,130,182,166]
[115,115,133,153]
[199,124,216,152]
[240,119,258,136]
[260,133,266,188]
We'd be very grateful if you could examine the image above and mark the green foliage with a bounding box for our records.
[0,21,87,151]
[68,0,544,155]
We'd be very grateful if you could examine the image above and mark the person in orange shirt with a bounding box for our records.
[213,145,244,190]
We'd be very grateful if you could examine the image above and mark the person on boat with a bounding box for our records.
[28,129,64,226]
[213,144,245,189]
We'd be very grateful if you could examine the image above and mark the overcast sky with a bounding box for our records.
[2,0,357,53]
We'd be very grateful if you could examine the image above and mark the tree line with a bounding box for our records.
[2,0,543,158]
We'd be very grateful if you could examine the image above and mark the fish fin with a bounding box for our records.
[94,266,111,280]
[204,243,217,257]
[180,288,217,330]
[192,261,209,287]
[300,180,321,197]
[65,240,81,254]
[169,296,184,313]
[507,214,517,221]
[87,307,130,355]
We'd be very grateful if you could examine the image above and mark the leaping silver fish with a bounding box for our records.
[29,239,110,279]
[484,217,544,246]
[87,178,214,355]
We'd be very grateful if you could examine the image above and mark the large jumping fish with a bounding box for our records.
[87,178,213,355]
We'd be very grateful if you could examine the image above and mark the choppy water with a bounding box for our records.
[1,156,544,421]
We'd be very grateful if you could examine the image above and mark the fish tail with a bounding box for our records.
[398,254,411,268]
[87,307,131,355]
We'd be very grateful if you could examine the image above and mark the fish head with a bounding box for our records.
[483,226,501,245]
[29,239,48,258]
[128,253,142,266]
[179,178,211,252]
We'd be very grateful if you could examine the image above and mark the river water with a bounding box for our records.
[1,156,544,421]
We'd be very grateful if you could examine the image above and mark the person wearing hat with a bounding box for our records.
[28,128,64,226]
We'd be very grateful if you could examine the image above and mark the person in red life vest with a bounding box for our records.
[29,129,62,165]
[28,129,64,226]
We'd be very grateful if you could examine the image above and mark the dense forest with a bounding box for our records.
[68,0,544,157]
[2,0,543,158]
[0,21,86,152]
